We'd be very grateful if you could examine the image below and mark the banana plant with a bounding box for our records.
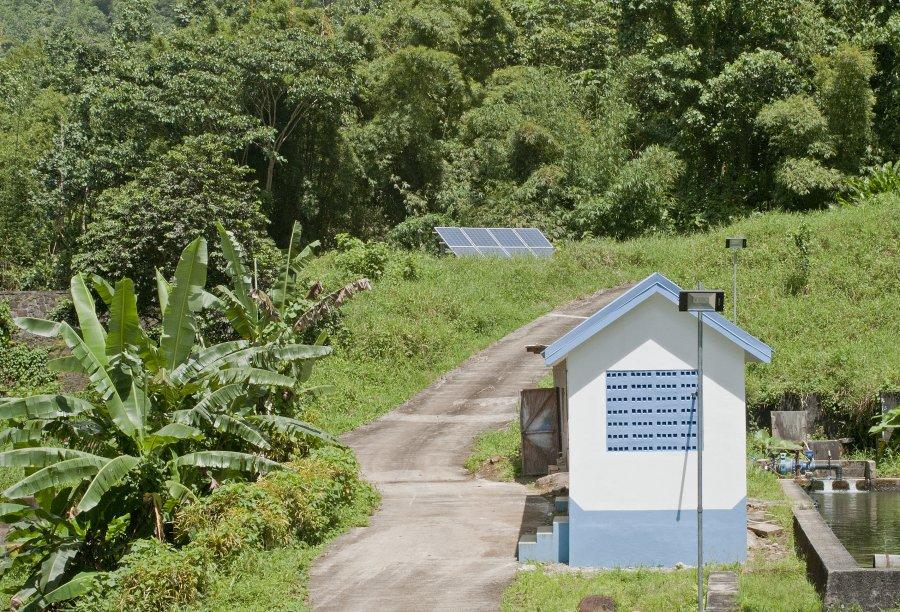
[0,236,335,608]
[215,221,371,343]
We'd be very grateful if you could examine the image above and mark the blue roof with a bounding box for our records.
[542,272,772,366]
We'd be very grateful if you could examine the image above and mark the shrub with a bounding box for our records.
[334,234,391,279]
[755,95,832,159]
[388,213,452,253]
[175,447,367,556]
[837,160,900,205]
[0,300,12,344]
[0,342,57,396]
[103,540,213,611]
[576,145,684,239]
[773,157,842,209]
[508,121,562,181]
[0,300,57,396]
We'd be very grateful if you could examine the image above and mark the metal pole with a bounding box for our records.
[697,311,704,612]
[731,250,738,322]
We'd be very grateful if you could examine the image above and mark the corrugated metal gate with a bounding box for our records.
[520,388,561,476]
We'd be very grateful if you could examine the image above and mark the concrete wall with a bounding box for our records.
[784,481,900,611]
[565,294,747,567]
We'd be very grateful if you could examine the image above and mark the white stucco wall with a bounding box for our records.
[566,293,747,513]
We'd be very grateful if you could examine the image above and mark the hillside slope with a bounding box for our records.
[307,194,899,441]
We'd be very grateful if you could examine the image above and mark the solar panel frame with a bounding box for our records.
[514,228,554,249]
[475,246,511,258]
[504,247,533,257]
[434,226,554,258]
[434,227,472,248]
[447,245,479,256]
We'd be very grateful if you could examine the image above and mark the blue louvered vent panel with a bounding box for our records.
[606,369,698,452]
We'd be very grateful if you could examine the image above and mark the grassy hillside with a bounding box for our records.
[306,193,899,441]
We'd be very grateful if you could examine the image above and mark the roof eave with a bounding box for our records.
[541,272,773,365]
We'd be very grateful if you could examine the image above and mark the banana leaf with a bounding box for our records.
[76,456,141,513]
[175,450,282,474]
[160,237,208,371]
[70,274,107,365]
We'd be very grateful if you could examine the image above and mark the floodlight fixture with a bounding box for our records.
[725,237,747,322]
[678,290,724,313]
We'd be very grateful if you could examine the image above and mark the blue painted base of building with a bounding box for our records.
[568,498,747,568]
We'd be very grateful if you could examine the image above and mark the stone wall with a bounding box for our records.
[0,291,67,343]
[0,291,67,320]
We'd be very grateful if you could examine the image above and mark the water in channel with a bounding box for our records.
[808,489,900,566]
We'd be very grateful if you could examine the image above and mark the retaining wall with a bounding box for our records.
[0,291,67,320]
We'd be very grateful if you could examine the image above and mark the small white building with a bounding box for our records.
[519,272,772,567]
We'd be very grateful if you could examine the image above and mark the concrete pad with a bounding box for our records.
[308,285,630,611]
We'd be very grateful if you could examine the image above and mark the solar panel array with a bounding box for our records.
[434,227,554,258]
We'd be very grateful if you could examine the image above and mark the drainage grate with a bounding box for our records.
[605,369,698,452]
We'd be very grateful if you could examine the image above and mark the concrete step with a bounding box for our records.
[554,495,569,514]
[706,571,738,611]
[518,515,569,564]
[553,515,569,564]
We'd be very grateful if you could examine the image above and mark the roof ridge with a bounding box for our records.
[541,272,772,365]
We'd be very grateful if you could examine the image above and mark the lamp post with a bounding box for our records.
[678,289,725,612]
[725,238,746,322]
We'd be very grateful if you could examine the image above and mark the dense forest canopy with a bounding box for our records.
[0,0,896,289]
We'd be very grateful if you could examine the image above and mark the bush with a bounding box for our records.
[0,300,12,345]
[100,540,213,612]
[0,301,57,395]
[388,213,452,253]
[837,160,900,205]
[91,447,374,610]
[508,121,562,180]
[0,342,57,396]
[334,234,391,279]
[175,447,367,556]
[576,145,684,239]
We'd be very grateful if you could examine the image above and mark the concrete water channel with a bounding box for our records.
[809,489,900,566]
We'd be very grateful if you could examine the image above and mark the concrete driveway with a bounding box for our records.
[309,286,628,611]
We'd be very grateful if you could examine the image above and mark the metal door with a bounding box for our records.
[520,388,561,476]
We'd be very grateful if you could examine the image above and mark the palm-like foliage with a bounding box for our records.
[215,221,371,344]
[0,237,334,609]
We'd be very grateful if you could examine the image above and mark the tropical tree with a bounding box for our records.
[0,236,334,608]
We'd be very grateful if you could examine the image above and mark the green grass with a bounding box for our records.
[464,419,522,481]
[181,464,379,612]
[502,565,704,611]
[184,545,317,611]
[304,194,899,438]
[739,467,820,611]
[501,466,820,611]
[846,447,900,477]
